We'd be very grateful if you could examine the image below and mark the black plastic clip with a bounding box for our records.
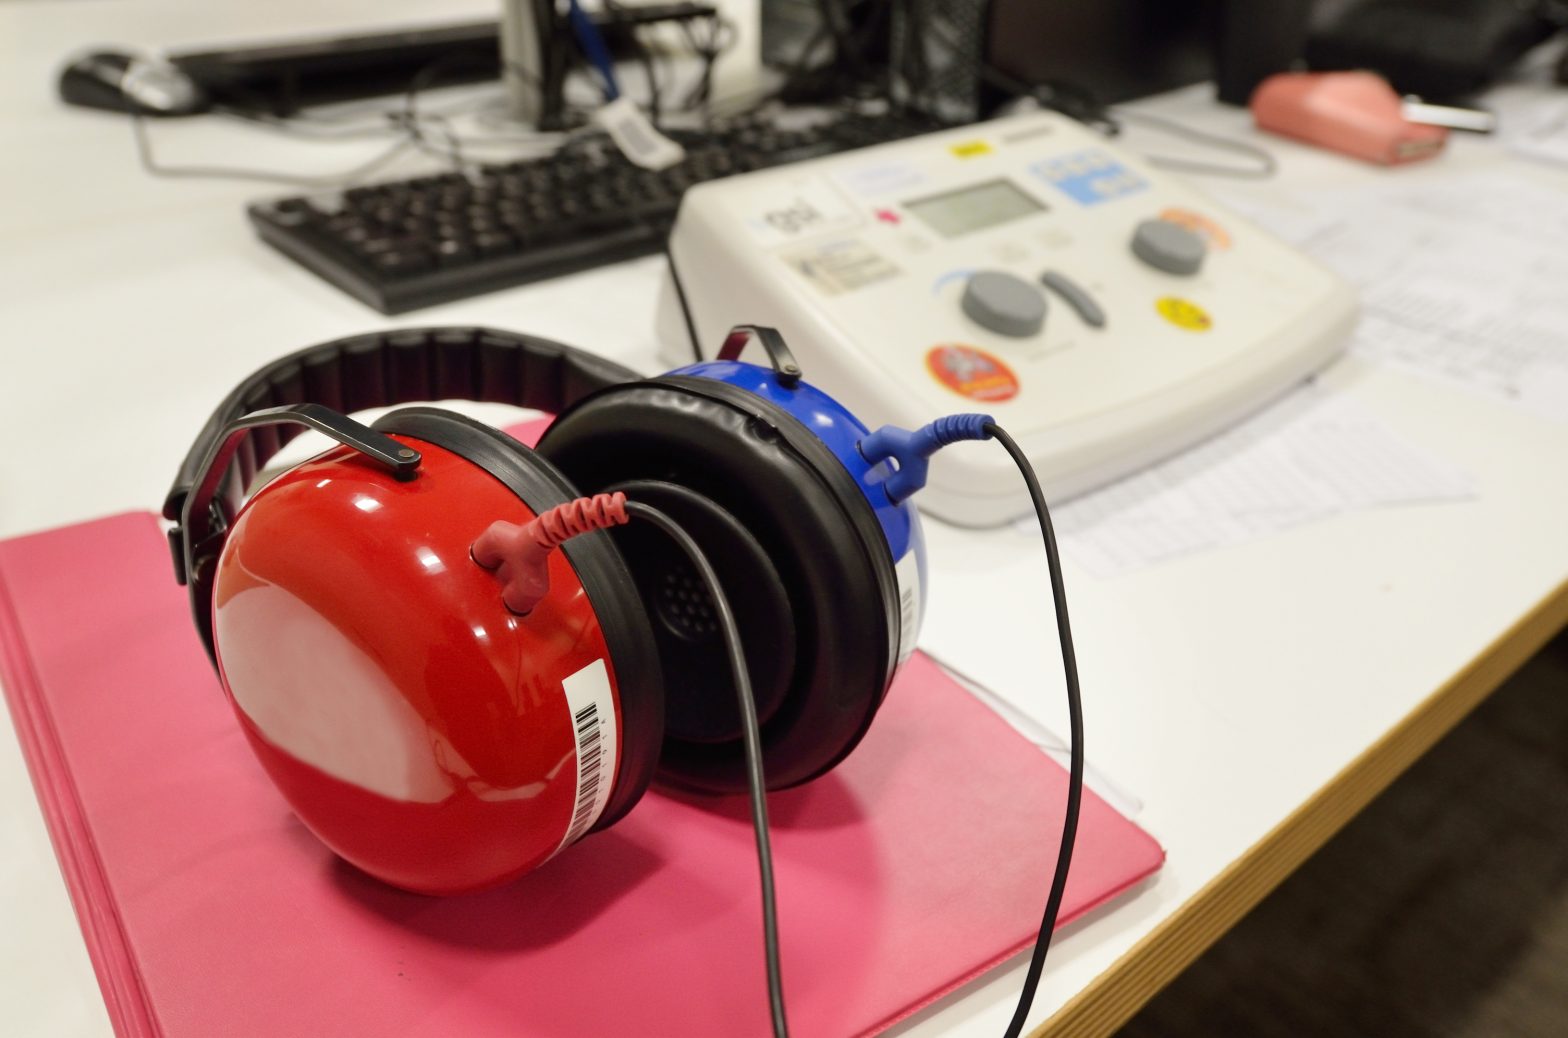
[717,325,803,388]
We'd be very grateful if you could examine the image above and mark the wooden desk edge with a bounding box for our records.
[1034,575,1568,1038]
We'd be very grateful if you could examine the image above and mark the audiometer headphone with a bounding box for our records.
[164,324,1084,1038]
[164,324,933,894]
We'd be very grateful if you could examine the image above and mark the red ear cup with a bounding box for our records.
[211,408,662,895]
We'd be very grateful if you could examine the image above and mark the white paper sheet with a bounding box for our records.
[1217,172,1568,421]
[1031,383,1476,577]
[1508,98,1568,169]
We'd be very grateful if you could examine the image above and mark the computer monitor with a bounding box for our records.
[885,0,1315,121]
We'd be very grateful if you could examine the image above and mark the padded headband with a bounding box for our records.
[165,326,638,656]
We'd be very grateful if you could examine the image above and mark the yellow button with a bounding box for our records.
[949,140,993,158]
[1156,296,1212,331]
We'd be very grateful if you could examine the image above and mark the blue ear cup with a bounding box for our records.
[672,356,928,656]
[535,358,923,793]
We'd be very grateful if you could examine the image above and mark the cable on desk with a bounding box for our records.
[128,65,585,189]
[984,422,1085,1038]
[129,31,740,191]
[1107,107,1277,179]
[391,54,592,171]
[128,54,502,187]
[678,11,737,113]
[392,53,524,173]
[858,415,1085,1033]
[624,500,790,1038]
[129,107,418,188]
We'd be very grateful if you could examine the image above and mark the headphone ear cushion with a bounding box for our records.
[605,478,799,747]
[371,406,664,830]
[536,382,901,793]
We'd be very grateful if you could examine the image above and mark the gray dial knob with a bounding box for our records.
[1131,219,1206,275]
[960,270,1047,337]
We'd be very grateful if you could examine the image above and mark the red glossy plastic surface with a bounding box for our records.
[211,438,622,895]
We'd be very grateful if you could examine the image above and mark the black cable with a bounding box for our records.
[678,20,712,112]
[128,4,753,190]
[398,57,472,171]
[680,13,736,115]
[213,106,412,142]
[395,52,569,170]
[847,0,895,97]
[623,501,789,1038]
[214,78,565,148]
[128,53,571,188]
[663,244,704,363]
[908,8,1274,178]
[982,423,1085,1038]
[897,0,946,119]
[978,66,1270,177]
[772,1,892,108]
[129,107,417,188]
[783,23,835,87]
[602,0,664,124]
[907,9,1110,128]
[817,0,864,78]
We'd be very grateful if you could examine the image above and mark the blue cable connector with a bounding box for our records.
[858,414,994,505]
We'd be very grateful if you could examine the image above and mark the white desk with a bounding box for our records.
[4,3,1567,1036]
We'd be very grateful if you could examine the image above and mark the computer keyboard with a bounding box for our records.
[247,110,949,313]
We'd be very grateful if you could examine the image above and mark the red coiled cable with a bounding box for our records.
[472,493,630,615]
[527,492,629,549]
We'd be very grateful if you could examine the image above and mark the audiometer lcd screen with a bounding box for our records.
[903,179,1045,238]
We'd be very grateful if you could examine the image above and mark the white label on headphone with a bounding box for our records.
[893,551,923,665]
[553,658,619,855]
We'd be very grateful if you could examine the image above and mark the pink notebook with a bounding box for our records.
[0,496,1162,1036]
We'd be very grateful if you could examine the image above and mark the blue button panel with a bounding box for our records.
[1032,149,1147,206]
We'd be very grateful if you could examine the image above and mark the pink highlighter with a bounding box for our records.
[1250,70,1448,165]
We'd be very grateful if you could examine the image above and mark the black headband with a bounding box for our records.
[164,326,639,656]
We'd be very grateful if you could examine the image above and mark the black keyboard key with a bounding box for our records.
[473,231,516,257]
[372,249,432,275]
[435,238,475,266]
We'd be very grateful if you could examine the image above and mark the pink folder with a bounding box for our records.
[0,436,1162,1037]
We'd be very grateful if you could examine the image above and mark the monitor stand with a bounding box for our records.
[499,0,560,126]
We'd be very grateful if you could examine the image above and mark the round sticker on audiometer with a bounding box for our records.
[1155,296,1212,332]
[924,345,1020,402]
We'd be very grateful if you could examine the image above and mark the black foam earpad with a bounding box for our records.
[370,406,665,832]
[536,379,901,794]
[604,479,797,746]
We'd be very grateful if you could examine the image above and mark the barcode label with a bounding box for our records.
[893,550,923,664]
[592,97,686,171]
[550,658,619,858]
